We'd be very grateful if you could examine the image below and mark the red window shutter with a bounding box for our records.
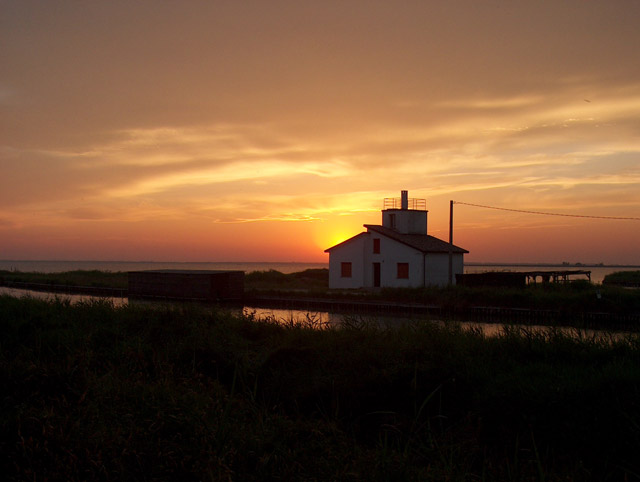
[397,263,409,279]
[373,238,380,254]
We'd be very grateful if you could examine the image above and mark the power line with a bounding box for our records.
[454,201,640,221]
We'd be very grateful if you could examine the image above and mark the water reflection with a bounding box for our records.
[1,286,635,342]
[241,306,633,343]
[0,286,128,306]
[241,307,339,327]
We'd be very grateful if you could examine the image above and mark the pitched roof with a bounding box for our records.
[323,232,368,252]
[364,225,469,254]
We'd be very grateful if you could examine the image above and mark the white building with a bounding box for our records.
[324,191,468,289]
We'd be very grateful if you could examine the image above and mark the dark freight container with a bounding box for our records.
[128,270,244,301]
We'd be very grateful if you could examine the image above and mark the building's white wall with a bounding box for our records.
[328,234,368,289]
[452,255,464,285]
[382,210,427,234]
[377,237,425,288]
[328,231,466,289]
[424,253,464,286]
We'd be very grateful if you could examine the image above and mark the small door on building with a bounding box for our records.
[373,262,381,287]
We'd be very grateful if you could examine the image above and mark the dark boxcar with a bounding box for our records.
[128,270,244,301]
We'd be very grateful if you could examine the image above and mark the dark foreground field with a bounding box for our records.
[2,295,640,481]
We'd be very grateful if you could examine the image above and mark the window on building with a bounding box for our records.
[389,213,396,229]
[373,238,380,254]
[397,262,409,279]
[341,262,352,278]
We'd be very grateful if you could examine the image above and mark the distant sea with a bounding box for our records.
[1,260,639,284]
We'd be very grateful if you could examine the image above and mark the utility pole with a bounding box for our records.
[448,200,453,285]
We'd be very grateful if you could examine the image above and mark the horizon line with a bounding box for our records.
[1,259,640,268]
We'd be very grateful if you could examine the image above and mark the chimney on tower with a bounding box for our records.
[401,190,408,210]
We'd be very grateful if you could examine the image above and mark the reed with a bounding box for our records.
[2,294,640,480]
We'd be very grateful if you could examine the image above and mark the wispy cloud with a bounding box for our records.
[2,0,640,262]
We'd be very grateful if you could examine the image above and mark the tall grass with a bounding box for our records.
[2,294,640,480]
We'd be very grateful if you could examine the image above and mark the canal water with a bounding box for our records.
[1,286,634,342]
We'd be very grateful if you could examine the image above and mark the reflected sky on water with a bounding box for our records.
[2,287,634,343]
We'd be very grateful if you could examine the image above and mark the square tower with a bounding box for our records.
[381,190,428,234]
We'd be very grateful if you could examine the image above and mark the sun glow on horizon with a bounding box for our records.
[321,230,356,251]
[309,213,374,254]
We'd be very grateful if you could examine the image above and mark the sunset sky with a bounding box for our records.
[2,0,640,264]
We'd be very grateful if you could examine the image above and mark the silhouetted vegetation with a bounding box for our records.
[2,294,640,480]
[0,269,329,292]
[4,269,640,323]
[0,269,128,289]
[247,271,640,321]
[603,270,640,287]
[377,281,640,313]
[244,268,329,290]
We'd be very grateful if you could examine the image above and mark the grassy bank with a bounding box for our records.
[375,282,640,313]
[244,268,329,290]
[0,269,129,289]
[603,270,640,287]
[2,295,640,480]
[3,268,640,320]
[247,270,640,319]
[0,269,328,292]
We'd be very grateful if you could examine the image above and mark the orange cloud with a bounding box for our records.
[2,1,640,263]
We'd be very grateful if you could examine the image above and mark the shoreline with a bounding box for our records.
[3,280,640,332]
